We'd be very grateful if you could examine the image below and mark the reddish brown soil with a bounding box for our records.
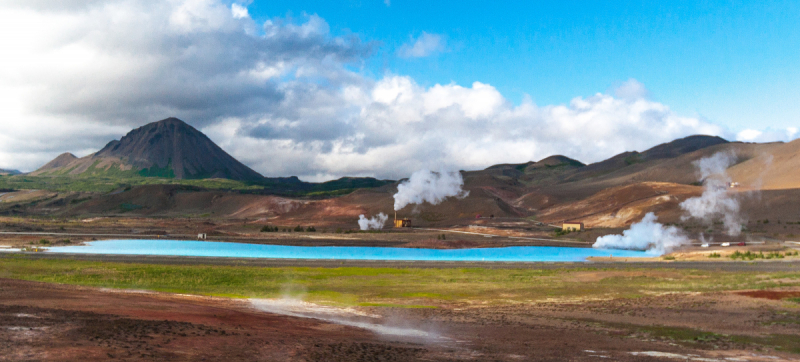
[4,278,800,361]
[736,290,800,300]
[0,278,435,362]
[399,239,482,249]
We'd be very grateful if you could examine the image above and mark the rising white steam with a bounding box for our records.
[679,151,742,236]
[593,212,689,254]
[393,169,469,211]
[358,213,388,230]
[250,298,441,339]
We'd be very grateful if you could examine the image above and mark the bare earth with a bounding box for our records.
[3,278,800,361]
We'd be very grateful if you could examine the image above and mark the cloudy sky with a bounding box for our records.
[1,0,798,181]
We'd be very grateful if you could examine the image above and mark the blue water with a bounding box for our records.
[47,239,650,262]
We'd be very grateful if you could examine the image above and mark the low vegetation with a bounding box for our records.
[0,174,392,197]
[611,322,800,354]
[2,256,799,307]
[729,250,798,261]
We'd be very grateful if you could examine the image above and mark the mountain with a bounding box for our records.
[32,118,264,181]
[728,138,800,190]
[561,135,729,183]
[37,153,78,172]
[0,169,21,176]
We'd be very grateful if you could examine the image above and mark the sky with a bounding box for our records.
[0,0,798,181]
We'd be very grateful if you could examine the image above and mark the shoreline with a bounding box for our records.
[7,252,800,271]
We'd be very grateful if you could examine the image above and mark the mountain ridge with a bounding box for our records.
[33,118,264,181]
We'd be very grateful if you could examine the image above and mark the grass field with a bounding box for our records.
[0,174,391,196]
[1,255,798,306]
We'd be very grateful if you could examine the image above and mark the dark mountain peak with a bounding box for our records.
[0,168,21,175]
[157,117,186,125]
[484,162,533,171]
[38,152,79,171]
[642,135,729,160]
[529,155,585,169]
[94,118,263,181]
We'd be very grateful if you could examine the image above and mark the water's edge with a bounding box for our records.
[48,239,653,262]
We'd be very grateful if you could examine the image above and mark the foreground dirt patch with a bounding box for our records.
[0,279,444,362]
[3,278,800,361]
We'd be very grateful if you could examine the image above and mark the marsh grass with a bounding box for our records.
[584,319,800,354]
[1,255,800,307]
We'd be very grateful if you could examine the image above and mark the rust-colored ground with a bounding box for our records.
[736,290,800,300]
[3,278,800,361]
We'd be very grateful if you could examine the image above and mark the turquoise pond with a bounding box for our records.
[47,240,652,262]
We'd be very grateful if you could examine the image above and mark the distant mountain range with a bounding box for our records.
[22,116,800,210]
[5,119,800,227]
[0,169,21,176]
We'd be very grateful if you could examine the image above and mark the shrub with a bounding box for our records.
[708,253,721,258]
[38,239,50,245]
[554,229,572,237]
[294,225,304,232]
[260,225,275,232]
[662,255,676,260]
[335,228,343,234]
[306,226,316,232]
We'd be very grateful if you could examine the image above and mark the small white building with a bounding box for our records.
[197,233,207,240]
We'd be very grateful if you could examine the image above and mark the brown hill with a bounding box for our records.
[727,139,800,190]
[32,118,264,181]
[24,132,800,234]
[37,153,78,171]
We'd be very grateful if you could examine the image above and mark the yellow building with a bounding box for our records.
[562,222,584,231]
[394,218,411,228]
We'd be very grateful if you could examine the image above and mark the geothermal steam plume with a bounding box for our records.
[593,212,689,254]
[393,169,469,211]
[679,151,742,236]
[358,213,388,230]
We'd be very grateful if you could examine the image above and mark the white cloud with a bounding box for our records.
[736,127,799,143]
[397,32,445,58]
[208,76,725,180]
[736,129,762,142]
[614,78,649,100]
[231,3,249,19]
[0,0,371,172]
[0,0,775,181]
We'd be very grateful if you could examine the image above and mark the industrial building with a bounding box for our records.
[562,222,584,231]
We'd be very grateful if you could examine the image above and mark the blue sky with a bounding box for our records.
[0,0,797,179]
[248,0,800,131]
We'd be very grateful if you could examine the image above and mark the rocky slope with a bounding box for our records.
[33,118,263,181]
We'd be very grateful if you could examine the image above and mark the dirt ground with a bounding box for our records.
[3,278,800,361]
[0,215,592,250]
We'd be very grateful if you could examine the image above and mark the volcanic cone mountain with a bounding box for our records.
[33,118,263,181]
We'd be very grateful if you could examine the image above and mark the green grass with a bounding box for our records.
[0,174,261,193]
[2,255,800,307]
[0,174,392,196]
[616,323,800,353]
[730,250,796,260]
